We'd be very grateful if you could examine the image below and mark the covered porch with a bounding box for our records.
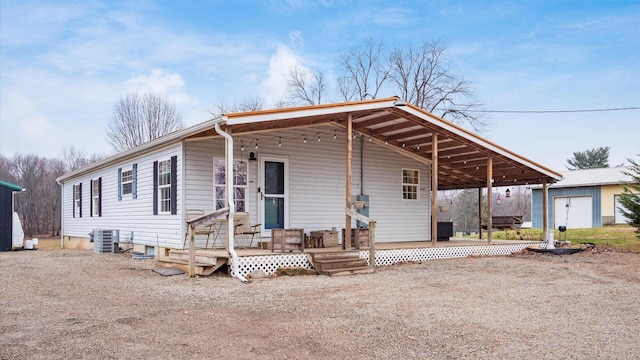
[180,97,562,278]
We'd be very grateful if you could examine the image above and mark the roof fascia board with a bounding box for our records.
[226,99,398,126]
[0,179,23,191]
[398,105,562,181]
[56,116,227,182]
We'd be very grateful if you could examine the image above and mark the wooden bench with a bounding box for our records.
[481,215,523,232]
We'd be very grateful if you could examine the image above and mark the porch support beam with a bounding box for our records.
[431,132,438,246]
[486,157,493,244]
[345,113,353,249]
[478,187,483,240]
[542,178,548,241]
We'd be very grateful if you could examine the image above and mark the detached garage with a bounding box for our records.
[532,167,635,229]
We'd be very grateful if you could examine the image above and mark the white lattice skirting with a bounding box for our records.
[232,242,546,277]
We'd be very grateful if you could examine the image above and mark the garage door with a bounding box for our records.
[614,195,630,224]
[554,196,592,229]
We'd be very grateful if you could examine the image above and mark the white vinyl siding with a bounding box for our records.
[184,126,431,246]
[62,143,182,248]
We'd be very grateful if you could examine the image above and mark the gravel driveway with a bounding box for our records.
[1,246,638,359]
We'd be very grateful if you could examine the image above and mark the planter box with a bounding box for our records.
[271,228,304,252]
[309,230,339,248]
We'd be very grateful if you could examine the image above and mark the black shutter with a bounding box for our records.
[170,155,177,215]
[72,185,76,218]
[90,179,93,217]
[132,163,137,199]
[153,161,158,215]
[98,177,102,217]
[78,182,82,218]
[117,168,122,201]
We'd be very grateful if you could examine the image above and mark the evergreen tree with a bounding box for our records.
[618,155,640,238]
[566,146,610,170]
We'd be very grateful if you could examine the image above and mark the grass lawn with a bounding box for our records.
[472,225,640,253]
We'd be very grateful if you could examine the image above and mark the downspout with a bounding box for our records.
[360,136,365,196]
[56,179,64,249]
[214,121,249,283]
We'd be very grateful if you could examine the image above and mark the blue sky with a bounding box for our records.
[1,0,638,170]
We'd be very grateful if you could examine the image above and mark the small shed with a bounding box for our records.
[0,179,24,251]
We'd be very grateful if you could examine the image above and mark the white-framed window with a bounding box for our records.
[91,178,101,217]
[158,159,171,213]
[122,170,133,195]
[214,159,247,212]
[402,169,419,200]
[73,183,82,217]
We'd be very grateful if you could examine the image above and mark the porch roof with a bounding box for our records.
[190,97,562,190]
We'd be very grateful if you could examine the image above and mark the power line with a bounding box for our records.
[468,107,640,114]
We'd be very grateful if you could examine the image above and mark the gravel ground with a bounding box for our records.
[1,245,639,359]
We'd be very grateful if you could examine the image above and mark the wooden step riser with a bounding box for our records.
[310,252,361,261]
[315,259,369,271]
[168,252,219,265]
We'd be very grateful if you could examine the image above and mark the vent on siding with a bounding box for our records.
[93,229,120,254]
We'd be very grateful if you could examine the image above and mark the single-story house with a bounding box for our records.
[531,166,635,229]
[56,97,562,266]
[0,179,24,251]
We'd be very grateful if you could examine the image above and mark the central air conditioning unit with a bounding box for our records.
[92,229,120,254]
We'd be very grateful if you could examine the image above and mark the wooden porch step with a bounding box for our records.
[167,250,219,266]
[157,258,226,276]
[309,251,374,276]
[314,258,369,272]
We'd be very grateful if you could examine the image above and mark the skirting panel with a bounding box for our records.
[231,242,545,277]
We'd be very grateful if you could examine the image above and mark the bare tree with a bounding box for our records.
[287,66,327,105]
[210,96,265,116]
[62,146,89,171]
[106,93,183,152]
[337,38,391,101]
[389,40,485,131]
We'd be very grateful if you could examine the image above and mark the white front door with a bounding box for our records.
[259,156,289,236]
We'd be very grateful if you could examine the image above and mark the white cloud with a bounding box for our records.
[124,69,191,105]
[259,45,305,107]
[289,30,304,48]
[6,90,56,144]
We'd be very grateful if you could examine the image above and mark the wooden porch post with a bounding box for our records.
[486,157,493,244]
[478,187,483,240]
[344,113,353,250]
[431,132,438,246]
[542,178,548,241]
[188,224,195,277]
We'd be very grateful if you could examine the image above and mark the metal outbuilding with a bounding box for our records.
[0,179,24,251]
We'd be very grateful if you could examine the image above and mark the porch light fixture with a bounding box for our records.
[249,152,257,161]
[505,188,511,198]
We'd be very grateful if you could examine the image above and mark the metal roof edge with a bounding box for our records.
[56,116,226,183]
[225,97,399,125]
[0,179,24,191]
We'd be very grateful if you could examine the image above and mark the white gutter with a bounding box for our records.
[214,121,248,283]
